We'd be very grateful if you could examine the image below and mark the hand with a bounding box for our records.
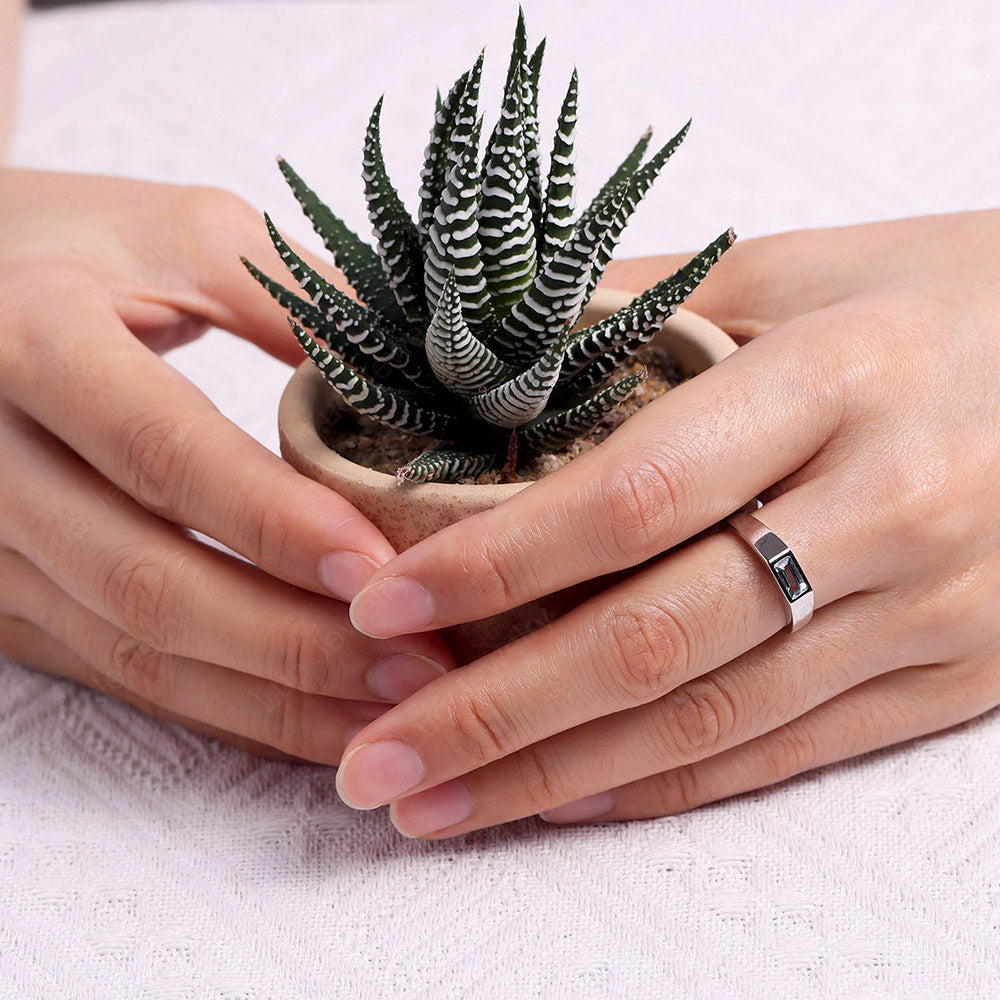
[333,210,1000,836]
[0,168,454,763]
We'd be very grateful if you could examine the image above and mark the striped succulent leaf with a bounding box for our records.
[250,8,731,484]
[539,69,578,264]
[523,39,546,227]
[363,98,429,327]
[396,448,501,486]
[581,121,692,305]
[494,185,627,366]
[479,58,537,317]
[277,157,403,324]
[423,116,497,333]
[522,369,647,453]
[560,229,736,383]
[425,272,514,395]
[468,329,568,428]
[418,68,470,240]
[253,214,433,389]
[290,320,459,438]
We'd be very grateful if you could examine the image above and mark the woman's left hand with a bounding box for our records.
[333,211,1000,838]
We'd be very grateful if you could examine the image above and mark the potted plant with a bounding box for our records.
[245,10,738,662]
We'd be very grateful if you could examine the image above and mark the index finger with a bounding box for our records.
[2,269,394,601]
[348,308,847,638]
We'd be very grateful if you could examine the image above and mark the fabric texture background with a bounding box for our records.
[4,1,1000,996]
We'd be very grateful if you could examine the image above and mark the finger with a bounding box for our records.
[0,611,315,764]
[1,276,397,602]
[335,481,887,812]
[570,655,999,824]
[0,548,389,764]
[387,593,887,837]
[348,306,855,639]
[0,416,454,701]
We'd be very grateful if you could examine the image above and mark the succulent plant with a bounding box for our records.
[244,9,733,484]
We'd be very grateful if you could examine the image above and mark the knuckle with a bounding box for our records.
[602,600,687,701]
[100,548,179,649]
[259,687,309,757]
[657,677,739,759]
[599,455,684,561]
[105,632,167,700]
[242,495,294,571]
[511,743,570,815]
[444,688,522,765]
[663,762,707,815]
[762,722,820,780]
[453,535,521,609]
[270,618,333,694]
[121,414,200,517]
[178,185,257,233]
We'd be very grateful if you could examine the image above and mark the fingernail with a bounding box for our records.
[350,577,434,638]
[390,779,474,838]
[335,739,424,810]
[366,653,447,702]
[319,551,381,603]
[539,791,616,824]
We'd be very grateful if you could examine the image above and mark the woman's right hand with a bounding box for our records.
[0,168,454,762]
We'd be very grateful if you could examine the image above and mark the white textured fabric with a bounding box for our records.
[4,1,1000,996]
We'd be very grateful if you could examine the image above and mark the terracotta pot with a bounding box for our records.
[278,288,738,664]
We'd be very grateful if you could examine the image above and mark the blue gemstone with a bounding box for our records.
[774,555,809,601]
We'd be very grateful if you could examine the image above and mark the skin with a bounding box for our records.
[0,168,458,761]
[333,211,1000,838]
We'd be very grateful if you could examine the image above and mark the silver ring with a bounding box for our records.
[726,512,814,633]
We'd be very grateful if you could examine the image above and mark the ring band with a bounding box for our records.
[726,512,814,633]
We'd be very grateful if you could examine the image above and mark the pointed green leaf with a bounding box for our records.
[419,68,470,240]
[468,329,568,428]
[582,120,691,303]
[479,58,536,317]
[396,447,501,485]
[425,272,515,395]
[575,127,652,236]
[524,37,546,227]
[522,369,646,453]
[539,69,578,263]
[290,320,459,438]
[363,97,428,327]
[560,229,735,387]
[261,214,434,390]
[424,117,497,334]
[494,186,626,366]
[277,157,404,324]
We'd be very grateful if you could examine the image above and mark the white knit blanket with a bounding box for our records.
[4,2,1000,996]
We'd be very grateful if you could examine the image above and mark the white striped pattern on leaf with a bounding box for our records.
[495,186,626,366]
[581,120,692,305]
[363,98,428,328]
[468,329,568,427]
[539,69,578,265]
[479,58,536,317]
[396,448,501,485]
[425,272,514,395]
[418,68,469,242]
[277,157,404,325]
[522,369,646,453]
[561,229,735,382]
[423,117,496,334]
[290,320,458,438]
[262,215,433,390]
